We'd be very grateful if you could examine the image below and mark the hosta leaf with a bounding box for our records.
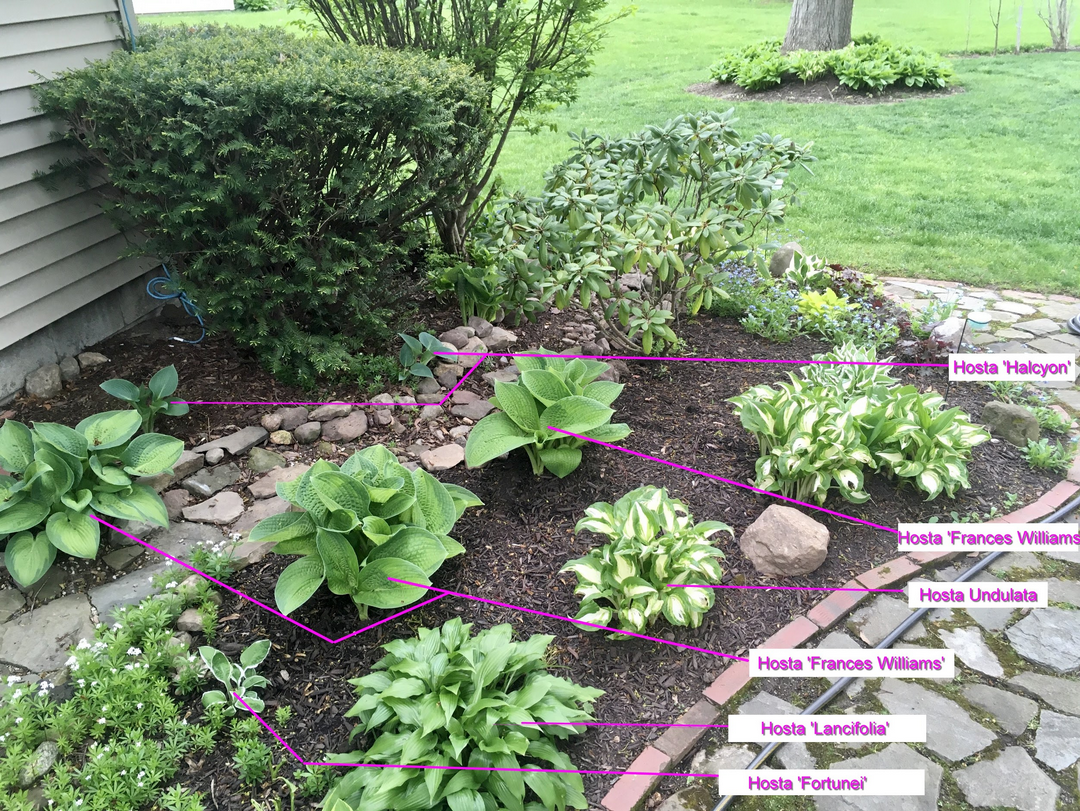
[443,483,483,519]
[581,381,624,407]
[60,488,93,513]
[493,381,541,430]
[662,592,691,626]
[540,397,614,435]
[520,369,572,406]
[32,423,89,460]
[0,499,50,534]
[364,526,447,576]
[352,558,431,609]
[119,433,184,476]
[100,378,141,403]
[446,789,486,811]
[251,511,316,544]
[411,469,457,536]
[464,412,533,468]
[312,471,371,517]
[317,528,360,595]
[3,531,55,587]
[45,509,100,558]
[76,410,142,450]
[537,446,582,478]
[274,555,325,615]
[90,484,169,527]
[0,421,34,474]
[148,365,179,400]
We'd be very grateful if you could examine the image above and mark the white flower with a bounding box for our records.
[66,656,79,666]
[5,675,19,685]
[127,647,142,656]
[124,664,135,671]
[77,679,85,687]
[97,717,106,725]
[136,703,143,709]
[12,689,23,700]
[101,705,108,711]
[14,717,22,724]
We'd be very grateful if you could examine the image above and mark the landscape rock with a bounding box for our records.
[269,430,293,446]
[76,351,109,369]
[374,409,393,426]
[58,356,80,383]
[276,406,310,431]
[439,327,474,349]
[1016,318,1064,336]
[247,447,286,473]
[248,464,310,499]
[877,679,994,762]
[485,327,517,352]
[309,403,352,421]
[205,448,225,465]
[815,744,942,811]
[419,444,465,472]
[230,540,276,571]
[982,401,1040,447]
[467,316,493,338]
[1008,671,1080,716]
[24,364,62,399]
[182,491,245,525]
[1006,607,1080,672]
[768,241,805,278]
[420,405,444,422]
[449,425,472,439]
[193,425,268,455]
[690,743,756,774]
[0,588,26,622]
[452,389,480,404]
[482,368,519,386]
[102,546,144,572]
[17,741,59,788]
[0,594,95,672]
[414,377,442,396]
[930,316,965,347]
[738,505,829,577]
[322,411,368,442]
[175,608,206,633]
[89,563,169,622]
[260,413,283,432]
[462,336,487,354]
[848,597,925,645]
[938,627,1003,677]
[450,400,494,420]
[1048,577,1080,606]
[182,463,241,498]
[152,522,226,562]
[163,490,191,522]
[954,747,1059,811]
[960,683,1038,736]
[294,422,321,444]
[229,496,291,536]
[173,450,205,479]
[964,571,1016,632]
[1034,710,1080,771]
[435,364,464,388]
[657,786,713,811]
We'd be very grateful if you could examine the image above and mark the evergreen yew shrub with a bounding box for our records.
[35,26,492,386]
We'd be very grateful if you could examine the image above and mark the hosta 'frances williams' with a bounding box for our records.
[464,349,630,477]
[249,445,481,619]
[0,412,183,587]
[562,487,730,636]
[322,618,602,811]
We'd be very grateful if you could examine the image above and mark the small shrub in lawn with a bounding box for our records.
[562,486,731,636]
[322,618,601,811]
[1023,438,1076,474]
[0,413,182,587]
[465,350,630,477]
[34,25,492,388]
[249,445,481,618]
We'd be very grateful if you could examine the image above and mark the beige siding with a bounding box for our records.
[0,1,145,354]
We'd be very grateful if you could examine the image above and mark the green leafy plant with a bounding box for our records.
[782,251,829,289]
[561,487,730,636]
[236,0,275,9]
[796,289,856,330]
[322,618,602,811]
[0,413,182,587]
[157,785,206,811]
[985,380,1032,404]
[199,639,271,716]
[465,350,631,477]
[249,445,481,618]
[905,297,958,339]
[397,332,453,382]
[100,365,189,433]
[1022,438,1076,473]
[1031,405,1073,434]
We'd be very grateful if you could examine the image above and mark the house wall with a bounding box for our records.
[0,0,160,403]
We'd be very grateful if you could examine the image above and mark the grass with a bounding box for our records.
[137,1,1080,294]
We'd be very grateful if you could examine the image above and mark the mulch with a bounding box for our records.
[686,78,966,105]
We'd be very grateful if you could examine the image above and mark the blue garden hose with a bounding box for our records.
[147,264,205,344]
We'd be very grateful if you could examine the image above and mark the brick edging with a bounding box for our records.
[599,477,1080,811]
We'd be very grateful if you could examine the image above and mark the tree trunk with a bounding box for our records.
[781,0,855,53]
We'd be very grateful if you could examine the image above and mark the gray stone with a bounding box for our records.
[322,411,368,442]
[961,683,1038,735]
[0,589,26,622]
[1056,389,1080,410]
[308,403,352,421]
[182,491,245,525]
[1007,608,1080,672]
[0,594,95,672]
[735,692,816,770]
[485,327,517,352]
[965,571,1016,632]
[108,518,159,547]
[847,597,926,646]
[76,351,109,369]
[374,409,393,426]
[467,316,493,338]
[986,309,1021,323]
[1030,336,1080,357]
[1034,710,1080,770]
[815,744,942,811]
[1049,577,1080,606]
[269,430,293,446]
[260,413,283,432]
[58,356,80,383]
[1040,301,1079,321]
[230,540,276,571]
[1009,671,1080,715]
[657,786,713,811]
[24,364,62,399]
[449,425,472,439]
[930,316,965,346]
[435,364,464,389]
[877,679,995,762]
[739,505,829,577]
[1017,318,1065,336]
[690,743,756,774]
[152,521,226,561]
[420,444,465,472]
[482,368,519,386]
[452,389,480,404]
[294,422,321,444]
[420,405,444,422]
[276,406,310,431]
[994,550,1043,572]
[954,747,1059,811]
[135,470,174,493]
[994,327,1036,341]
[414,377,442,396]
[193,426,268,456]
[204,448,225,465]
[163,489,191,522]
[181,463,241,498]
[938,626,1003,677]
[89,563,169,622]
[438,327,474,349]
[18,741,59,788]
[247,446,286,473]
[982,401,1040,447]
[22,567,66,602]
[102,546,144,571]
[229,495,292,536]
[993,301,1039,316]
[768,241,805,278]
[175,608,205,633]
[816,631,864,689]
[249,463,310,499]
[462,336,488,354]
[450,400,494,420]
[173,450,205,479]
[985,340,1029,353]
[370,393,395,405]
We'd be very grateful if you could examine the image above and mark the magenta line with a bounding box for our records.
[435,350,946,368]
[90,516,446,643]
[668,584,904,593]
[548,428,899,534]
[232,694,718,778]
[515,722,729,728]
[386,579,747,662]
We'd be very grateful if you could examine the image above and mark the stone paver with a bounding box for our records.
[89,563,170,622]
[877,679,995,762]
[192,425,268,455]
[1006,608,1080,673]
[248,463,310,499]
[815,744,943,811]
[961,683,1038,735]
[937,627,1003,677]
[1008,671,1080,715]
[954,747,1059,811]
[0,594,95,672]
[735,692,816,770]
[182,462,241,497]
[1034,710,1080,771]
[847,596,925,645]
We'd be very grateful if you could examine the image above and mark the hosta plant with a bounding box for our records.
[397,332,453,382]
[464,349,630,477]
[100,364,189,433]
[322,618,602,811]
[562,487,730,637]
[248,445,481,618]
[200,639,270,716]
[0,412,183,587]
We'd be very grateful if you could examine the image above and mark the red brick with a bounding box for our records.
[653,699,722,761]
[855,556,921,591]
[906,549,963,565]
[1003,504,1056,523]
[600,746,670,811]
[807,580,871,629]
[1035,480,1080,511]
[703,660,751,706]
[761,615,818,650]
[1068,454,1080,485]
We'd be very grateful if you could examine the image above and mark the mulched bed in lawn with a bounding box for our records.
[686,78,966,105]
[1,305,1060,808]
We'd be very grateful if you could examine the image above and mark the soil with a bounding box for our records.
[686,78,966,105]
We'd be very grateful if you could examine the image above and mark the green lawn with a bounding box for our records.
[137,1,1080,295]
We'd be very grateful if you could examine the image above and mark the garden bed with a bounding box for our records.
[686,78,965,105]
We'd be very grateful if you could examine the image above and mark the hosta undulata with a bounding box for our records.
[561,487,730,637]
[249,445,481,619]
[0,412,183,587]
[464,349,630,477]
[322,618,601,811]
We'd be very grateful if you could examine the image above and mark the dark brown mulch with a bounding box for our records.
[686,78,965,105]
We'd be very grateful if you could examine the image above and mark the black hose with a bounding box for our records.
[711,489,1080,811]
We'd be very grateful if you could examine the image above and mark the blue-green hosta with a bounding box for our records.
[464,349,630,477]
[562,487,730,637]
[322,618,602,811]
[249,445,481,619]
[0,412,183,587]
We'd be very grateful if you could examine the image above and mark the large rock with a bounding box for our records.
[0,594,95,672]
[163,490,191,522]
[146,521,226,561]
[173,450,205,479]
[877,679,995,762]
[193,426,268,456]
[248,464,310,499]
[930,316,965,347]
[229,495,292,536]
[435,364,464,389]
[0,588,26,623]
[768,241,805,279]
[182,491,245,525]
[309,403,352,421]
[89,563,170,621]
[815,744,942,811]
[982,401,1039,447]
[1034,710,1080,771]
[414,377,441,396]
[485,327,517,352]
[76,351,109,369]
[247,447,285,473]
[276,406,310,431]
[419,444,465,472]
[954,747,1059,811]
[24,364,62,399]
[181,463,241,497]
[58,356,81,383]
[1006,607,1080,673]
[738,505,829,577]
[438,327,474,350]
[467,317,493,338]
[293,422,321,444]
[450,400,494,421]
[18,741,59,788]
[322,411,368,442]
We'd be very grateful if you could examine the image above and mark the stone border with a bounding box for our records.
[599,470,1080,811]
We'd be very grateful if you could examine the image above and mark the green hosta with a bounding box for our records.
[796,289,855,331]
[562,487,730,637]
[397,332,453,382]
[322,618,601,811]
[249,445,481,619]
[464,349,631,478]
[729,344,989,504]
[200,639,270,716]
[0,412,183,587]
[100,364,189,433]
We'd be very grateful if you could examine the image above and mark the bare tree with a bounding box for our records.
[1038,0,1076,48]
[781,0,855,53]
[989,0,1005,54]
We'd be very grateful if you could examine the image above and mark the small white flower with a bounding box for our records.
[124,664,135,671]
[101,705,108,711]
[127,647,142,656]
[5,675,19,685]
[97,717,106,725]
[66,656,79,666]
[136,702,143,709]
[12,689,23,700]
[77,679,86,687]
[14,717,22,724]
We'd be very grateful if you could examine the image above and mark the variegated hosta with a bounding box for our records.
[561,487,730,637]
[249,445,481,619]
[464,348,631,478]
[322,619,602,811]
[0,412,183,587]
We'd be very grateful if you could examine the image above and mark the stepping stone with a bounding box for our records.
[1034,710,1080,771]
[847,596,925,646]
[994,327,1035,341]
[0,589,26,623]
[1006,608,1080,673]
[816,631,864,684]
[986,310,1021,323]
[1029,337,1080,357]
[968,332,999,346]
[938,627,1003,677]
[89,563,170,622]
[248,464,310,499]
[0,594,96,672]
[193,426,268,455]
[735,692,816,770]
[961,683,1038,735]
[1016,318,1065,336]
[173,450,205,479]
[993,551,1042,572]
[1040,301,1078,321]
[815,744,942,811]
[690,743,759,775]
[229,495,292,536]
[984,340,1028,353]
[1048,577,1080,606]
[954,747,1059,811]
[1009,672,1080,716]
[1056,390,1080,410]
[182,463,241,498]
[183,491,244,525]
[965,571,1015,633]
[993,300,1038,316]
[102,546,144,571]
[878,679,995,762]
[968,289,1001,300]
[419,444,465,472]
[450,400,494,420]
